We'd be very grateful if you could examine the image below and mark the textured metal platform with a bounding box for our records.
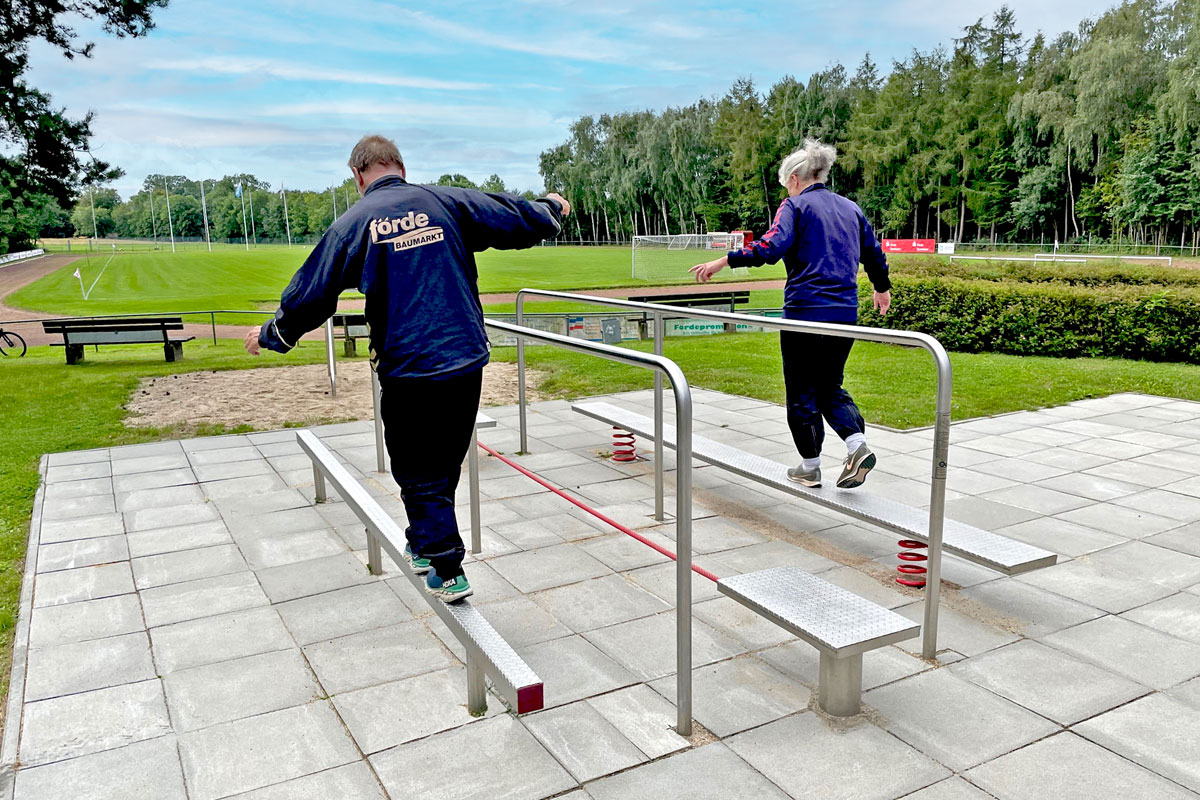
[297,430,544,714]
[475,412,497,430]
[719,566,919,657]
[573,402,1057,575]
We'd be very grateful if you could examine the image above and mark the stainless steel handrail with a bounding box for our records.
[515,288,953,660]
[486,318,696,736]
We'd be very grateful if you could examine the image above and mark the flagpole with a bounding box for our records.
[89,189,98,242]
[282,182,292,248]
[73,266,85,298]
[199,179,212,252]
[163,180,176,253]
[238,183,250,251]
[248,188,257,246]
[331,186,337,224]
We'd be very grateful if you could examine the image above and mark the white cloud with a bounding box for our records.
[147,56,490,91]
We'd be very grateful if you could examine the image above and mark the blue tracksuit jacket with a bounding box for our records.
[726,184,890,323]
[259,175,563,377]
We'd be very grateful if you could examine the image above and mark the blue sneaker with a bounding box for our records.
[403,545,432,575]
[425,568,473,603]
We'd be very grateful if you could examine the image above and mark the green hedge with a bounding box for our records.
[860,276,1200,364]
[888,258,1200,288]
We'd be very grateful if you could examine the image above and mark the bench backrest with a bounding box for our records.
[332,313,369,338]
[627,291,750,307]
[43,317,185,335]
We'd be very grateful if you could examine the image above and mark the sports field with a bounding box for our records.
[7,245,790,318]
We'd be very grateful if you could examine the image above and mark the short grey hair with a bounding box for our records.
[778,139,837,186]
[348,134,404,173]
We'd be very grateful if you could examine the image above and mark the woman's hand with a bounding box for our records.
[873,290,891,316]
[690,257,727,284]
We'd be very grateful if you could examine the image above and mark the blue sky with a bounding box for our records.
[26,0,1111,199]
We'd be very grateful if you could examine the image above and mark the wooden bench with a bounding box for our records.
[42,317,195,365]
[332,313,369,357]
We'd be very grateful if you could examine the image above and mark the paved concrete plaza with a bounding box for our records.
[4,389,1200,799]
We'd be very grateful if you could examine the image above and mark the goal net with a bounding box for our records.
[632,233,747,281]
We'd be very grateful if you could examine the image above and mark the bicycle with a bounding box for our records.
[0,327,27,357]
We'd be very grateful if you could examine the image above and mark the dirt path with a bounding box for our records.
[124,359,545,430]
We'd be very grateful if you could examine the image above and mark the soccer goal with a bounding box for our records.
[632,232,747,281]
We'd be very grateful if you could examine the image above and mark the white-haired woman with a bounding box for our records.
[690,139,892,489]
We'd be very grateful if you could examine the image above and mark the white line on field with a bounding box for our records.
[83,252,116,300]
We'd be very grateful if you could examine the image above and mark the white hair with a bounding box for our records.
[778,139,837,186]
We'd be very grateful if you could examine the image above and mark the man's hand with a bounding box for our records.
[546,193,571,217]
[873,290,891,316]
[244,326,262,355]
[690,258,727,284]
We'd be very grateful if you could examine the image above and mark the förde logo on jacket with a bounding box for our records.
[369,211,445,251]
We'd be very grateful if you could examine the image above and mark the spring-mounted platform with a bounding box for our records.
[896,539,928,587]
[611,427,637,462]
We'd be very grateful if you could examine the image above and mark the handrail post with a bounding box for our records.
[371,370,387,474]
[653,312,665,521]
[922,350,953,658]
[672,365,693,737]
[211,312,217,345]
[324,318,337,397]
[469,427,483,554]
[517,291,528,454]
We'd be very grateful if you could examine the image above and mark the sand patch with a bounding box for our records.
[124,360,545,430]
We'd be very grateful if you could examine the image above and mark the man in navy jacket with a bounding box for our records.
[246,134,570,602]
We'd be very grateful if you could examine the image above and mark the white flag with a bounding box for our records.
[73,268,81,279]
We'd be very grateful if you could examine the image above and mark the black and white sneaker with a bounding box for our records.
[837,443,876,489]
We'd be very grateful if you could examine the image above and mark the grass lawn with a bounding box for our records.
[8,246,789,319]
[0,340,343,703]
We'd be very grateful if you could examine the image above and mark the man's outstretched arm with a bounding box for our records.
[444,188,570,252]
[248,229,356,354]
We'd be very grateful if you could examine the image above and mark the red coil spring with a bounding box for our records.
[611,427,637,462]
[896,539,928,587]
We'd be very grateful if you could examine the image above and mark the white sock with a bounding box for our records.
[845,433,867,454]
[802,457,821,471]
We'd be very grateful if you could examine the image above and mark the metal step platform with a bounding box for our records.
[719,566,919,715]
[298,429,543,715]
[573,401,1057,576]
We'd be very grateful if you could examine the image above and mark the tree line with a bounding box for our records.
[67,172,529,242]
[539,0,1200,249]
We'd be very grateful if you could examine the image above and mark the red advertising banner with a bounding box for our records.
[882,239,937,253]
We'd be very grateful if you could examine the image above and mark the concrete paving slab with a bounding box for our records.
[255,552,376,603]
[36,535,127,573]
[186,446,260,465]
[587,742,789,800]
[960,579,1105,637]
[626,559,728,604]
[531,574,669,633]
[116,485,205,513]
[966,732,1197,800]
[141,570,268,628]
[525,700,647,782]
[1170,676,1200,710]
[1121,592,1200,644]
[125,503,221,532]
[19,679,172,767]
[111,468,197,494]
[728,712,950,800]
[1017,558,1174,614]
[125,520,231,558]
[38,513,124,544]
[1087,540,1200,589]
[224,762,385,800]
[650,656,810,737]
[586,684,690,759]
[943,496,1042,529]
[201,474,288,501]
[893,602,1019,657]
[239,528,347,570]
[899,778,994,799]
[758,640,930,692]
[470,595,571,648]
[488,542,611,593]
[149,606,292,674]
[28,593,144,648]
[576,531,673,572]
[951,640,1148,724]
[177,701,358,800]
[109,454,191,476]
[303,620,451,695]
[692,596,796,650]
[45,448,109,467]
[33,562,133,608]
[40,494,116,521]
[45,462,111,483]
[163,648,322,733]
[370,715,574,800]
[518,635,638,708]
[1040,472,1146,502]
[1075,693,1200,793]
[584,612,744,681]
[12,735,186,800]
[192,459,275,482]
[222,506,328,540]
[982,484,1092,515]
[866,668,1057,771]
[1115,488,1200,521]
[1044,615,1200,689]
[25,631,155,702]
[276,582,411,645]
[332,667,499,754]
[994,517,1126,558]
[42,477,114,502]
[131,543,247,590]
